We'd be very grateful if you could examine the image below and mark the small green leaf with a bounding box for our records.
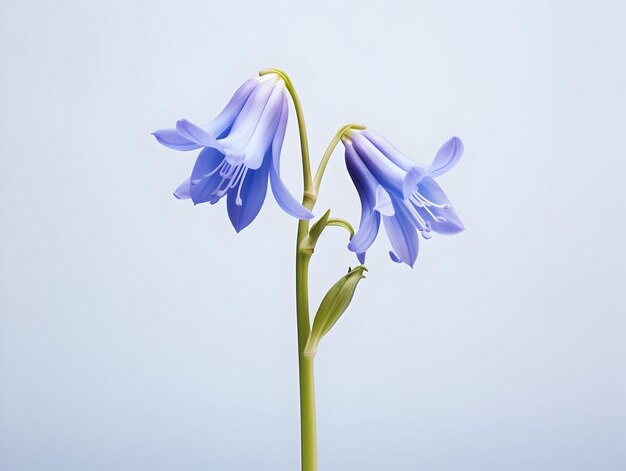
[309,209,332,243]
[300,210,355,253]
[304,265,368,356]
[300,209,331,253]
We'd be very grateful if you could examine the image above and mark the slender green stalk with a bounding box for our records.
[325,218,355,239]
[295,229,317,471]
[313,123,366,193]
[258,69,364,471]
[261,68,317,471]
[260,68,314,198]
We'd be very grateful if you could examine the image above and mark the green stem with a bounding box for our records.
[326,218,355,239]
[262,68,317,471]
[259,69,363,471]
[313,123,366,194]
[260,68,314,198]
[295,237,317,471]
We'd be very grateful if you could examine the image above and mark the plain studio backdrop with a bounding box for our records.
[1,1,625,470]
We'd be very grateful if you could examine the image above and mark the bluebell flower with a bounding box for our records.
[153,74,313,232]
[343,129,464,267]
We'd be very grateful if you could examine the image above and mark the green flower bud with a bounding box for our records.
[304,265,368,356]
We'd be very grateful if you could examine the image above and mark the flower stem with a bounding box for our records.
[259,69,363,471]
[325,218,355,239]
[259,68,314,196]
[295,240,317,471]
[262,68,318,471]
[313,123,366,194]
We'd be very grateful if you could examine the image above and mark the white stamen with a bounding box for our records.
[409,189,449,224]
[228,165,246,189]
[409,195,424,208]
[213,176,230,197]
[235,167,249,206]
[404,202,428,231]
[422,202,447,223]
[424,202,446,222]
[220,162,233,178]
[411,190,450,209]
[404,202,441,239]
[202,158,227,179]
[191,156,254,205]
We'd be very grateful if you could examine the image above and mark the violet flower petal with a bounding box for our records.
[189,147,226,204]
[383,203,420,267]
[176,119,222,150]
[219,79,275,157]
[427,136,464,177]
[202,78,258,137]
[269,99,314,220]
[361,129,426,174]
[173,178,191,199]
[242,86,285,170]
[348,212,381,255]
[226,155,271,232]
[351,132,420,200]
[152,128,201,151]
[414,177,464,234]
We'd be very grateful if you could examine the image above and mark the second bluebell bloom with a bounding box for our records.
[343,130,464,267]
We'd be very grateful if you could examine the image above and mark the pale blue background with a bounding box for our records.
[1,1,625,470]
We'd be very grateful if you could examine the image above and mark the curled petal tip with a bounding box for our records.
[175,119,224,151]
[153,128,202,151]
[389,251,402,264]
[428,136,464,177]
[356,252,366,264]
[389,251,415,268]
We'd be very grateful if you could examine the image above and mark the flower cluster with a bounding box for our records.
[154,72,464,266]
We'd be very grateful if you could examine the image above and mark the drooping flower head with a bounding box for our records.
[153,74,313,232]
[343,129,464,267]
